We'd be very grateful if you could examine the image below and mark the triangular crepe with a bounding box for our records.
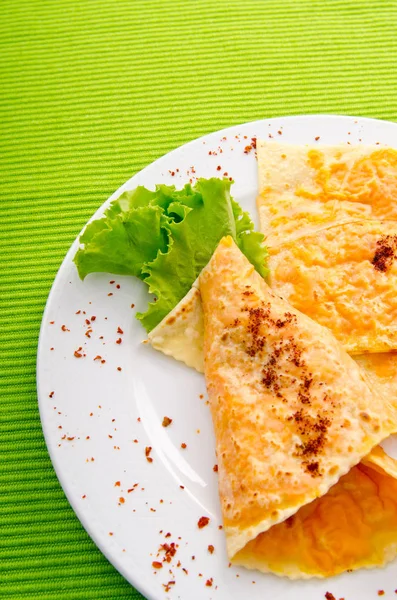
[257,142,397,246]
[233,446,397,578]
[199,236,397,560]
[268,219,397,354]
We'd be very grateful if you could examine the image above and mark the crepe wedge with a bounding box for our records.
[233,446,397,578]
[256,141,397,246]
[198,237,397,567]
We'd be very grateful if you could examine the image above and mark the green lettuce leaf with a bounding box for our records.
[74,205,169,279]
[74,177,268,332]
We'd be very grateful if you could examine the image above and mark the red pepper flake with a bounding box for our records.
[49,391,54,398]
[94,355,102,361]
[50,321,55,324]
[85,329,92,338]
[182,567,188,574]
[218,525,223,530]
[116,338,122,344]
[180,485,184,490]
[89,412,93,417]
[116,284,120,289]
[117,366,122,371]
[181,442,187,449]
[152,561,163,569]
[216,165,221,171]
[91,457,95,462]
[117,327,123,334]
[108,434,113,439]
[145,446,153,463]
[198,516,210,529]
[58,426,62,429]
[378,593,385,597]
[208,545,214,554]
[109,532,113,536]
[206,579,213,587]
[315,136,320,141]
[74,349,83,358]
[191,555,195,560]
[61,325,69,332]
[325,594,336,600]
[131,303,135,308]
[110,280,115,284]
[86,436,90,440]
[101,359,106,364]
[114,481,120,487]
[213,464,218,472]
[91,316,96,321]
[162,416,172,427]
[85,318,90,325]
[67,436,75,441]
[50,347,54,351]
[133,439,138,443]
[137,417,141,422]
[169,170,175,176]
[119,497,125,504]
[82,495,86,499]
[278,130,282,135]
[108,293,113,297]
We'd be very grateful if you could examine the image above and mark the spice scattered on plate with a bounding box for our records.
[198,516,210,529]
[145,446,153,463]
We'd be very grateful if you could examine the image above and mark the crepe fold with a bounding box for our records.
[233,447,397,578]
[198,236,397,568]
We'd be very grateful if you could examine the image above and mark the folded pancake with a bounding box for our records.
[199,236,397,560]
[233,446,397,578]
[257,142,397,246]
[268,220,397,354]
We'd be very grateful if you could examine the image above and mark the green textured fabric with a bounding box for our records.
[2,0,397,598]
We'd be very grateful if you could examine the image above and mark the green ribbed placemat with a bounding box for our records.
[2,0,397,598]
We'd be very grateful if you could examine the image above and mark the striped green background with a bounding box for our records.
[2,0,397,598]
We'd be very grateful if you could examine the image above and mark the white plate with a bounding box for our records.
[37,115,397,600]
